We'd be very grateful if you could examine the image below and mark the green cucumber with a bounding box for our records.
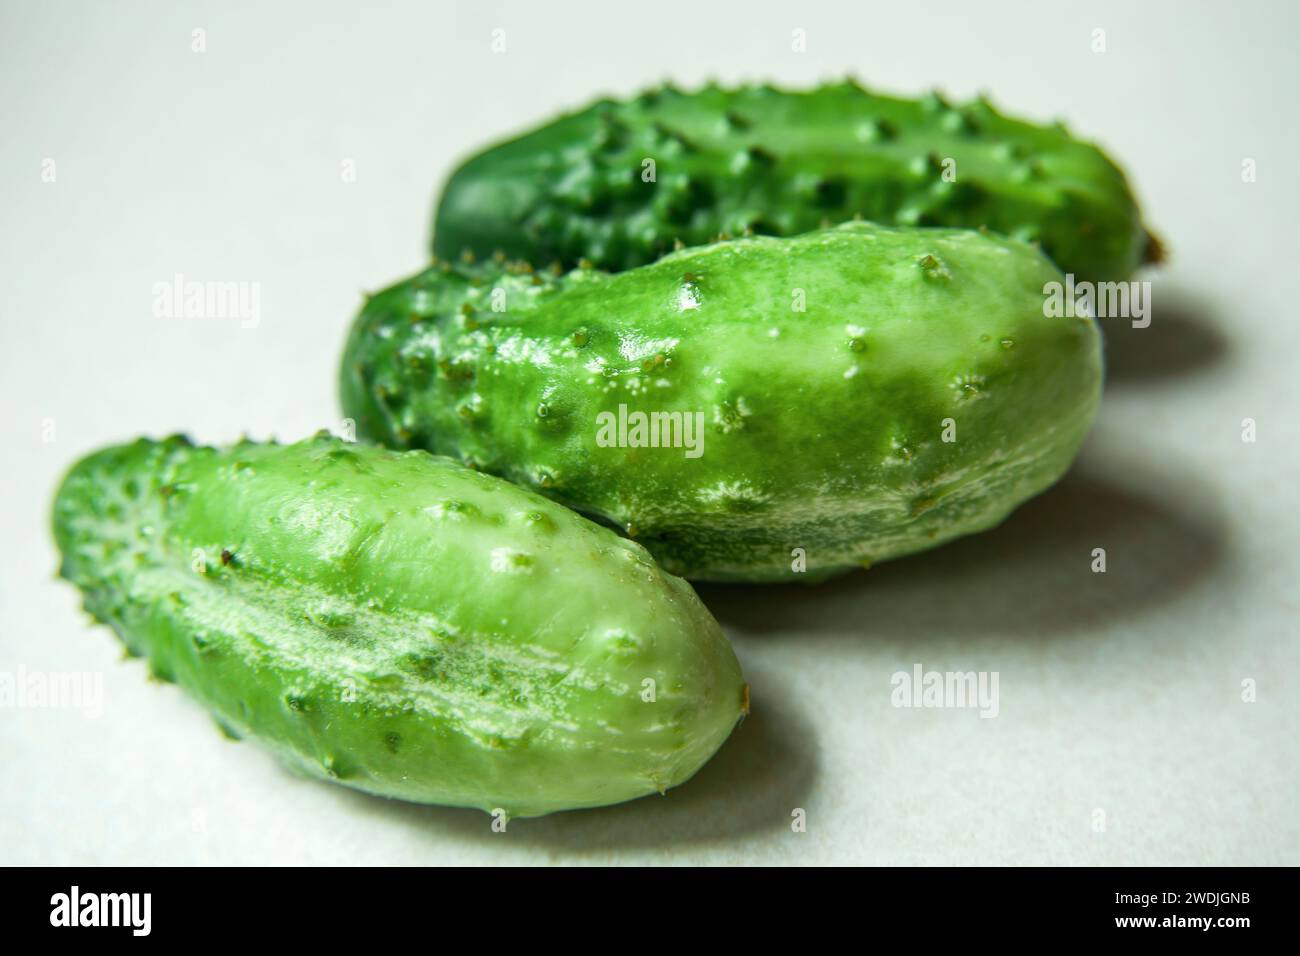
[343,221,1103,582]
[52,434,746,817]
[432,80,1157,283]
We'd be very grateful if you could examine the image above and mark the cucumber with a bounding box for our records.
[52,433,746,817]
[342,222,1103,582]
[433,80,1157,282]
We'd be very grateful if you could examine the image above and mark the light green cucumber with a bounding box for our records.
[342,221,1103,582]
[433,80,1158,282]
[52,434,746,817]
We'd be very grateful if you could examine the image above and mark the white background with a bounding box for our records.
[2,0,1297,865]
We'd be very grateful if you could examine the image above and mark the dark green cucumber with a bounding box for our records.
[343,222,1103,582]
[433,80,1157,283]
[52,434,746,817]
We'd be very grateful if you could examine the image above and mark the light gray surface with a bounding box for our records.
[2,0,1297,865]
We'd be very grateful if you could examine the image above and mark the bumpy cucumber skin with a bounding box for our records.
[432,81,1153,283]
[52,434,746,817]
[343,222,1103,582]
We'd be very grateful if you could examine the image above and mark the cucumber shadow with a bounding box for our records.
[335,666,818,851]
[1099,284,1229,385]
[694,454,1228,643]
